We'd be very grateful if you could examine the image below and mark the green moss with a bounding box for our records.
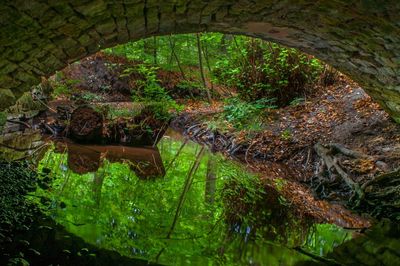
[0,88,16,110]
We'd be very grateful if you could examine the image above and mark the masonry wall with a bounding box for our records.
[1,0,400,121]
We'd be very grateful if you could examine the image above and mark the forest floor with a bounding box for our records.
[21,53,400,228]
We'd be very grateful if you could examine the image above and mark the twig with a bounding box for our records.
[6,119,32,128]
[245,141,257,165]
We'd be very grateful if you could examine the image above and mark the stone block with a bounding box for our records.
[74,0,108,17]
[96,19,117,35]
[0,88,16,109]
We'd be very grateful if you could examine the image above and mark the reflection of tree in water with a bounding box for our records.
[34,136,353,265]
[221,173,314,247]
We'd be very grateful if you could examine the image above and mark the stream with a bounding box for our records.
[1,129,400,265]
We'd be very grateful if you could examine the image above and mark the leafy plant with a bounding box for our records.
[50,72,81,98]
[290,97,305,106]
[213,38,323,106]
[80,92,103,102]
[223,97,276,129]
[129,64,183,119]
[281,129,292,140]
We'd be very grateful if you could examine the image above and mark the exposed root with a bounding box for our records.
[313,143,363,203]
[358,168,400,218]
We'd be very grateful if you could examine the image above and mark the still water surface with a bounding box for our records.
[23,129,353,265]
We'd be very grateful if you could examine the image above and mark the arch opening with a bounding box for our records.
[0,1,399,121]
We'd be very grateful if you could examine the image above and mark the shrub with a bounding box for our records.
[129,64,183,120]
[213,39,323,106]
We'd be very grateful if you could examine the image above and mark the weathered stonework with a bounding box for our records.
[0,0,400,121]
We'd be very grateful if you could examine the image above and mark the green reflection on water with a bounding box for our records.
[30,134,351,265]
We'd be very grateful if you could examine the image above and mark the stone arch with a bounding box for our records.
[1,1,400,121]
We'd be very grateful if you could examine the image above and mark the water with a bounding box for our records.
[3,128,362,265]
[5,129,352,265]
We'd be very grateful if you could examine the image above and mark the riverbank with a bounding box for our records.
[171,75,400,222]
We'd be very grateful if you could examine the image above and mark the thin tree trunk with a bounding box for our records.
[220,34,227,54]
[168,36,175,65]
[168,35,186,80]
[153,36,157,65]
[155,147,205,262]
[233,35,248,67]
[92,170,105,207]
[165,139,188,172]
[168,35,194,99]
[202,40,216,95]
[167,146,205,238]
[205,157,217,204]
[196,33,212,103]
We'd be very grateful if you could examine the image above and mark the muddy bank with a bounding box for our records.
[171,114,370,229]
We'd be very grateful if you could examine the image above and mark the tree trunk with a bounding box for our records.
[205,157,217,204]
[92,169,105,206]
[155,147,205,262]
[153,36,157,65]
[220,34,227,54]
[202,39,216,96]
[196,33,212,103]
[168,35,186,80]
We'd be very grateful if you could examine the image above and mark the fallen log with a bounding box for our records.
[69,106,103,142]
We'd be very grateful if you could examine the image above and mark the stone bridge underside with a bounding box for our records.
[1,0,400,121]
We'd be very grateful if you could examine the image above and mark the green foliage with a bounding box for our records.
[304,224,352,256]
[79,92,103,102]
[52,83,70,97]
[290,97,305,106]
[107,107,141,120]
[50,72,81,98]
[129,64,183,119]
[213,38,324,106]
[105,33,329,105]
[281,129,292,141]
[223,97,276,129]
[176,80,201,93]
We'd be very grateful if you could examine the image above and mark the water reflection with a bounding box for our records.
[0,130,46,161]
[28,131,353,265]
[54,140,165,178]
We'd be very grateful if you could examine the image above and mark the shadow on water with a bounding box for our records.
[1,213,160,266]
[2,129,400,265]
